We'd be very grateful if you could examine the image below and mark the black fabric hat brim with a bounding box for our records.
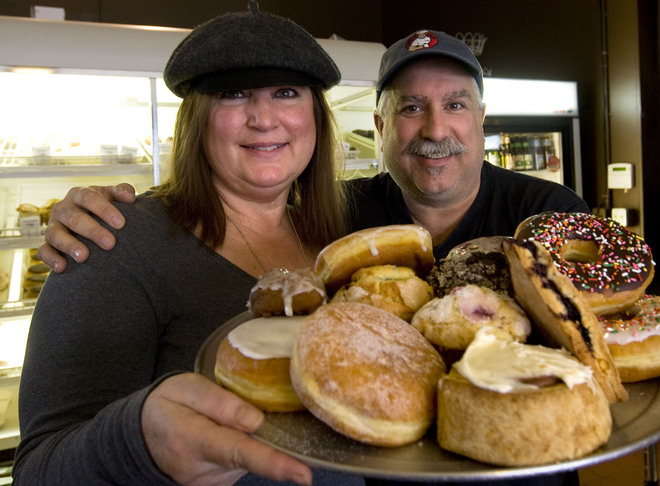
[194,68,323,94]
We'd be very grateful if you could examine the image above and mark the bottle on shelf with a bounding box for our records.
[531,136,546,170]
[521,136,534,171]
[512,136,525,171]
[486,147,501,167]
[500,134,514,170]
[543,136,561,172]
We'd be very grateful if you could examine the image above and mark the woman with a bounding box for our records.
[13,3,357,485]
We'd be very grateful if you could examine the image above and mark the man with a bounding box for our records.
[39,28,587,271]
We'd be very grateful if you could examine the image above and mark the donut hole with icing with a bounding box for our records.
[515,211,655,316]
[248,268,326,317]
[559,239,600,264]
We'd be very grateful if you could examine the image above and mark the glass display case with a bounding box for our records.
[328,84,381,179]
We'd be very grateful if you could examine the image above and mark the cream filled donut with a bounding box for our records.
[215,316,306,412]
[600,295,660,382]
[438,328,612,467]
[248,268,326,317]
[411,284,531,351]
[314,225,435,295]
[515,211,655,316]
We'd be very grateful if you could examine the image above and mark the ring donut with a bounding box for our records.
[515,211,655,316]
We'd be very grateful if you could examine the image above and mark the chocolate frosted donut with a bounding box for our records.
[428,236,512,297]
[515,211,655,316]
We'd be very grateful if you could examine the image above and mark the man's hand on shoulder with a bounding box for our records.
[38,183,137,273]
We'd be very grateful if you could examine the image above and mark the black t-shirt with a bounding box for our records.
[345,161,590,260]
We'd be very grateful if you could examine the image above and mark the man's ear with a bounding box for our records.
[374,112,384,136]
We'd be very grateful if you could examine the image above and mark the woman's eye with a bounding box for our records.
[275,87,298,98]
[218,90,245,99]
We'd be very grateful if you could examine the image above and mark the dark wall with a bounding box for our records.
[639,0,660,293]
[1,0,607,208]
[0,0,383,40]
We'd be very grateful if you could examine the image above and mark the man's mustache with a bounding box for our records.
[406,138,469,158]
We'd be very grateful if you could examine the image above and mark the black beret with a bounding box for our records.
[164,1,341,98]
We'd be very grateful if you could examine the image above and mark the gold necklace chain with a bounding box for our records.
[225,208,309,273]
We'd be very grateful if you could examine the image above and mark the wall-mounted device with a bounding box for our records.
[607,163,634,190]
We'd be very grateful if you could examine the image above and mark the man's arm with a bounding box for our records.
[38,184,136,272]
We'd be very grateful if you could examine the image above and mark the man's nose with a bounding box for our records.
[419,106,450,141]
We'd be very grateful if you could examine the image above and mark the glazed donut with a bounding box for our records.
[515,211,655,316]
[314,225,435,295]
[411,284,531,351]
[214,316,306,412]
[330,265,433,322]
[290,302,445,446]
[599,294,660,382]
[438,329,611,467]
[248,268,326,317]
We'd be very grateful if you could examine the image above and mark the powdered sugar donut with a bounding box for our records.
[600,294,660,382]
[290,302,445,446]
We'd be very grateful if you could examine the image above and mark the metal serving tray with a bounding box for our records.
[196,311,660,482]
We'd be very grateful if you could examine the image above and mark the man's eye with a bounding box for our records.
[400,104,421,114]
[447,101,465,110]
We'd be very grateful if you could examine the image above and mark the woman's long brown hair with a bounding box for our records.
[153,87,348,251]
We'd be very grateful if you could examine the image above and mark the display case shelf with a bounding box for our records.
[0,236,43,251]
[0,163,153,179]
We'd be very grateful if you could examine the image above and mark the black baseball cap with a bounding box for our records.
[376,29,483,102]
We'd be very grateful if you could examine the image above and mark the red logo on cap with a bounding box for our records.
[406,30,438,52]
